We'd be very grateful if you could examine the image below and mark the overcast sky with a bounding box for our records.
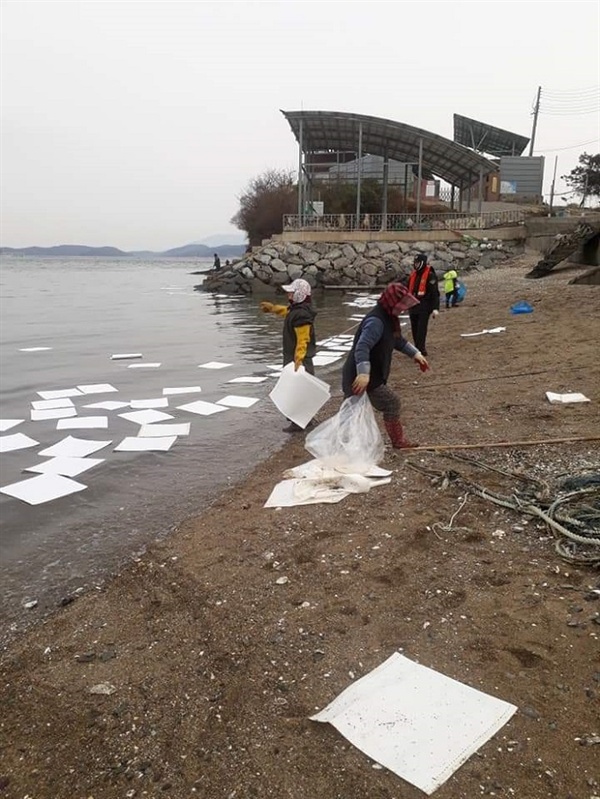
[1,0,599,250]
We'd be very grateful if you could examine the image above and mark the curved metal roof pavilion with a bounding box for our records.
[281,110,497,186]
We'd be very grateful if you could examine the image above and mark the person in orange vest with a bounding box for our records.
[406,252,440,356]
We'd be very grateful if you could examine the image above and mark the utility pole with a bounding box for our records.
[549,155,558,215]
[529,85,541,156]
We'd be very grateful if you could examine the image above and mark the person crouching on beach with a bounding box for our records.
[260,278,317,433]
[342,282,428,449]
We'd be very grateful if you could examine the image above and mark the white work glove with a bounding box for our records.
[432,310,439,319]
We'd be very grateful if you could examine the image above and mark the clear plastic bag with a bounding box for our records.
[305,394,385,474]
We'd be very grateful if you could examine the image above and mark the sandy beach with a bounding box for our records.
[1,255,599,799]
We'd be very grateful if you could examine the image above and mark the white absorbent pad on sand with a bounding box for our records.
[264,459,391,508]
[460,327,506,337]
[545,391,590,404]
[310,652,517,795]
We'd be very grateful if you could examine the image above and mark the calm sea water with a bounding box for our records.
[0,257,355,641]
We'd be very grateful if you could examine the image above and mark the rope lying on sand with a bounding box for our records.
[406,456,600,565]
[411,436,600,451]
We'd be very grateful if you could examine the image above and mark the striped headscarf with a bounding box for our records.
[378,283,420,331]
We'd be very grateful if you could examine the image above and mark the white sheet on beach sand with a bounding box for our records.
[460,327,506,338]
[545,391,590,404]
[310,652,517,795]
[263,459,391,507]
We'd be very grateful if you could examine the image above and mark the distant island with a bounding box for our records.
[0,242,247,259]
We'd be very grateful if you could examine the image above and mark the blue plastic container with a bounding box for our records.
[510,301,533,315]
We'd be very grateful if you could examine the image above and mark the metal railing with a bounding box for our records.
[283,210,526,232]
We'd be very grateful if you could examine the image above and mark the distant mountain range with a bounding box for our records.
[0,241,247,259]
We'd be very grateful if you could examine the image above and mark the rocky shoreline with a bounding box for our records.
[201,236,524,294]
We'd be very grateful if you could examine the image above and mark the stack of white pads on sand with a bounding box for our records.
[267,372,391,507]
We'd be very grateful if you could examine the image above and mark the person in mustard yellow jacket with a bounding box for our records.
[260,278,317,432]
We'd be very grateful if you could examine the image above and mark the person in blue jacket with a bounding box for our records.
[342,282,428,449]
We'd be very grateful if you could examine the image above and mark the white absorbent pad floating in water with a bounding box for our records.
[119,409,174,425]
[76,383,119,394]
[84,401,130,411]
[31,407,77,421]
[32,398,74,411]
[38,436,112,458]
[162,386,202,395]
[114,436,177,452]
[57,416,109,430]
[129,397,169,409]
[310,652,517,795]
[138,423,191,437]
[177,399,228,416]
[37,388,83,400]
[227,376,268,384]
[25,456,105,478]
[0,473,87,505]
[0,419,25,433]
[217,395,260,408]
[197,361,232,370]
[0,432,39,453]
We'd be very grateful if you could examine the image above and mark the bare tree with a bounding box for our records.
[231,169,296,246]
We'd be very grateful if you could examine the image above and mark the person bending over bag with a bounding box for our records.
[342,282,428,449]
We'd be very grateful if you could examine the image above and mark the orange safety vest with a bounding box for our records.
[408,266,431,298]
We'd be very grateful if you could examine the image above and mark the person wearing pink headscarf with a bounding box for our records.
[342,282,428,448]
[260,278,318,432]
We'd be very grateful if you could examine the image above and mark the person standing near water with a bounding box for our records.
[260,278,317,433]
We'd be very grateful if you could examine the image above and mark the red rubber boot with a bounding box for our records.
[383,419,418,449]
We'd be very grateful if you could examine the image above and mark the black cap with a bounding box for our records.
[414,253,428,265]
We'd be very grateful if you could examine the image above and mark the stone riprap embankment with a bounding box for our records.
[200,238,522,294]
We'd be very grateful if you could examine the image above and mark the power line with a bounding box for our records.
[539,138,599,152]
[540,108,599,116]
[537,85,599,117]
[542,85,599,96]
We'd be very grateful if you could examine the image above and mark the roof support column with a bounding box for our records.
[415,137,423,226]
[297,119,303,222]
[478,166,484,213]
[381,152,389,230]
[466,175,472,213]
[450,184,456,211]
[355,122,363,230]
